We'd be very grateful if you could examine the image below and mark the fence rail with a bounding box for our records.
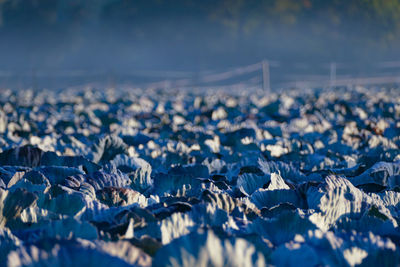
[1,59,400,90]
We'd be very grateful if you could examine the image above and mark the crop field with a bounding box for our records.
[0,86,400,266]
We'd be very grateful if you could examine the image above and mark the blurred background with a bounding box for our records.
[1,0,400,89]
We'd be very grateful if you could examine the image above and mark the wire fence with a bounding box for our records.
[1,59,400,91]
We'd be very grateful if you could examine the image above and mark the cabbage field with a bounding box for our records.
[0,86,400,266]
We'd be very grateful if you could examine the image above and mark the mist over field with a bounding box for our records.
[1,2,400,267]
[1,0,400,72]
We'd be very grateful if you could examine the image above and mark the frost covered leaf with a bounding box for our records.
[110,155,153,192]
[40,191,86,216]
[258,159,306,183]
[35,166,84,185]
[201,190,238,214]
[0,228,21,261]
[237,173,269,196]
[271,242,320,266]
[160,212,195,244]
[266,172,290,190]
[351,161,400,187]
[250,188,302,209]
[41,152,101,174]
[0,145,44,167]
[342,247,368,267]
[96,186,147,207]
[307,176,395,231]
[152,164,208,195]
[96,240,152,266]
[153,230,266,267]
[93,135,128,164]
[7,242,132,267]
[87,169,131,190]
[0,188,37,227]
[251,211,316,245]
[32,217,98,240]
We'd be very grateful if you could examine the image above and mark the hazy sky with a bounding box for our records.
[1,0,400,86]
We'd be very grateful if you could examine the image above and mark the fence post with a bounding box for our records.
[262,60,271,93]
[330,62,336,87]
